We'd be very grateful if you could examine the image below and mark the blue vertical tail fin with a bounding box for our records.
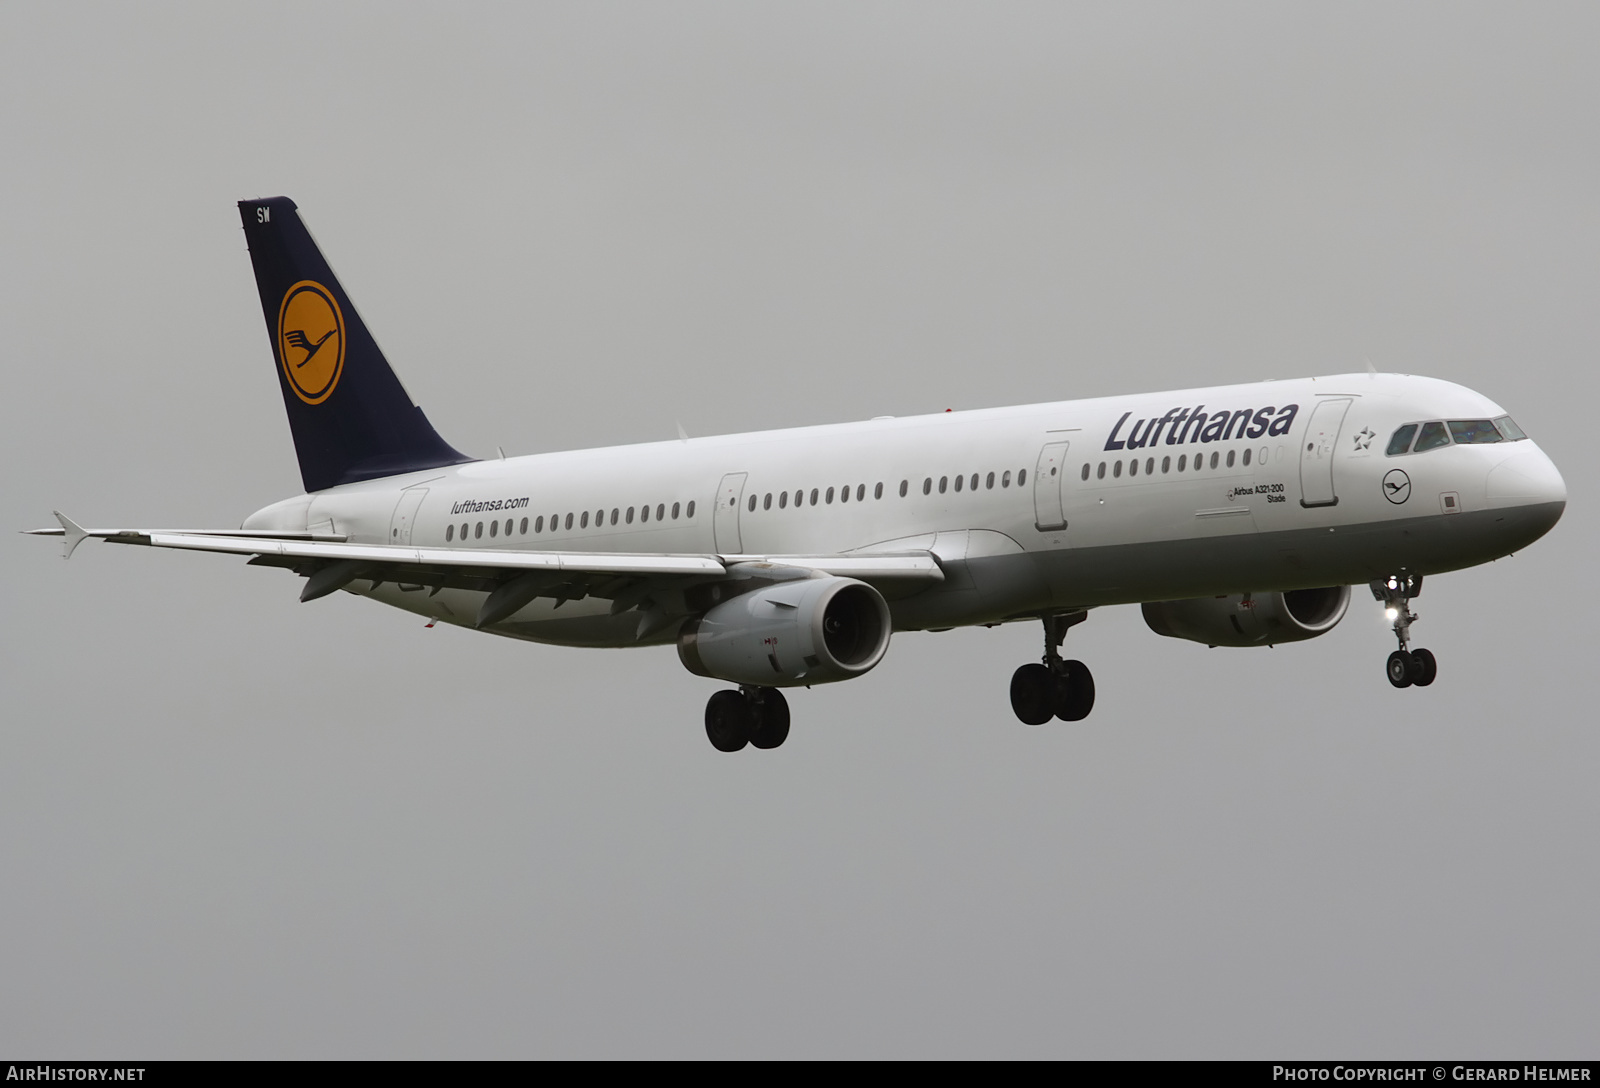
[238,197,473,492]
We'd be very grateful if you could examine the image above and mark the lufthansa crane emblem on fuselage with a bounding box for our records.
[1382,469,1411,504]
[276,280,345,404]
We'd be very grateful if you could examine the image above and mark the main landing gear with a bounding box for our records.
[1371,573,1437,689]
[704,686,791,752]
[1009,612,1096,725]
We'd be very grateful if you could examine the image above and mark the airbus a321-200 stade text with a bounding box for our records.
[31,198,1567,752]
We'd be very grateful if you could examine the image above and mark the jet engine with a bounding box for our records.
[1141,586,1350,648]
[678,576,892,686]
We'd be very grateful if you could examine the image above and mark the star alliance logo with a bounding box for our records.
[1354,426,1375,450]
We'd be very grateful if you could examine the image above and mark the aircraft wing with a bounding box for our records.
[28,513,942,627]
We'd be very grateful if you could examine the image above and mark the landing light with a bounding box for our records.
[1385,607,1399,620]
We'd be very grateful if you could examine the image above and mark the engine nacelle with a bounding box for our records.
[1141,586,1350,648]
[678,576,892,686]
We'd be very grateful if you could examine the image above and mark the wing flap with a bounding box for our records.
[721,552,944,583]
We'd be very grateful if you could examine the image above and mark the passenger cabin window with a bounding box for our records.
[446,524,454,541]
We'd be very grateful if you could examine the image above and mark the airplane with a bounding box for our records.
[29,197,1568,752]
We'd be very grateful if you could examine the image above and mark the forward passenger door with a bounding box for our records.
[1299,399,1351,508]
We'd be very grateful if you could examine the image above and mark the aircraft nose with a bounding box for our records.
[1486,445,1567,507]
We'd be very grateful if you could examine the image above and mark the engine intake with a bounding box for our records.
[1142,586,1350,647]
[678,576,892,686]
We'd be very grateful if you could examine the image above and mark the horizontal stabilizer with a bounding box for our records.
[53,511,88,559]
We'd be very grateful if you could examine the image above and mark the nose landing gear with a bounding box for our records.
[1010,612,1096,724]
[704,686,791,751]
[1372,574,1437,688]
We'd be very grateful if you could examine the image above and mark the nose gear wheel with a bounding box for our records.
[1372,575,1437,689]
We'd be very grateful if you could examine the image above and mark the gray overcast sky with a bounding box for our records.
[3,2,1596,1058]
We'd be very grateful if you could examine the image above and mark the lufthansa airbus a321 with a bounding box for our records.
[30,198,1567,752]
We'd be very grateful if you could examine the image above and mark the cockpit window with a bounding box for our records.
[1386,424,1417,455]
[1448,419,1503,444]
[1414,421,1450,453]
[1494,415,1527,441]
[1390,416,1528,455]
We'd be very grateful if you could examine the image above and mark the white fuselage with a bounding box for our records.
[243,373,1566,646]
